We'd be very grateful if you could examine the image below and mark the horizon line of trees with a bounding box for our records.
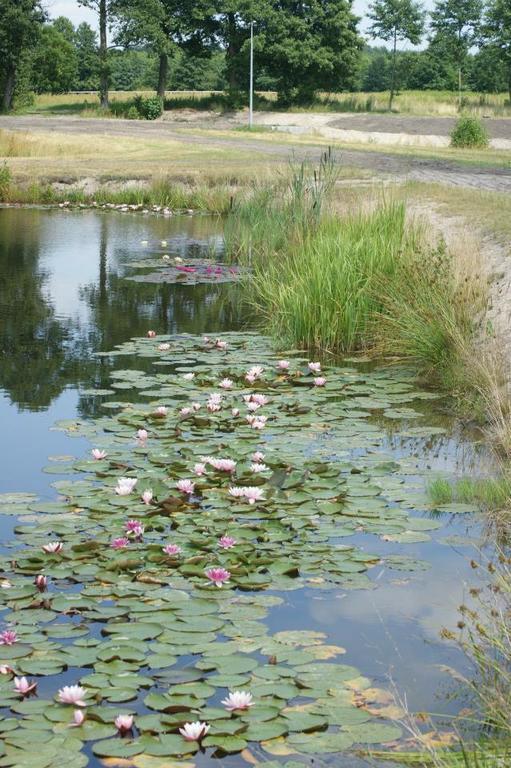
[1,0,511,112]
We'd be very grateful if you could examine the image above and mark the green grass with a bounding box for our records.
[428,476,511,510]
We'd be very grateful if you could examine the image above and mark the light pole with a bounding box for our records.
[249,20,254,129]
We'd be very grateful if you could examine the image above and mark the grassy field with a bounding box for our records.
[21,89,511,118]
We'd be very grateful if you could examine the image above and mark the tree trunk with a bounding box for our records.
[2,65,16,112]
[389,29,397,111]
[157,53,168,99]
[508,65,511,103]
[99,0,109,109]
[226,13,239,93]
[458,65,462,110]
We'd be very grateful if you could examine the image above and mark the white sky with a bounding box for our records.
[45,0,434,47]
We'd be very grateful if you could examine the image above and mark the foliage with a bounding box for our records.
[482,0,511,99]
[75,22,99,90]
[31,25,78,94]
[430,0,483,97]
[0,161,11,201]
[428,475,511,510]
[450,115,489,147]
[0,0,45,112]
[134,94,163,119]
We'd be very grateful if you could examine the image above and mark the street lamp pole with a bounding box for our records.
[249,20,254,129]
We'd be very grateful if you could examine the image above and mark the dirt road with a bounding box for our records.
[2,114,511,194]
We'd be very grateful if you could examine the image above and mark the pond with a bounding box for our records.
[0,207,493,768]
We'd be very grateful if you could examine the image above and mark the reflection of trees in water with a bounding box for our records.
[0,212,243,415]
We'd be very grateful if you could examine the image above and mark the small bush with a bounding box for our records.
[0,162,11,201]
[450,116,489,149]
[134,96,163,120]
[126,106,140,120]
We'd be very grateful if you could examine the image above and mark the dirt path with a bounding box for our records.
[2,114,511,194]
[329,114,511,139]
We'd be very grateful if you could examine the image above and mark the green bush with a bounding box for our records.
[126,105,140,120]
[450,116,489,148]
[0,162,11,201]
[134,96,163,120]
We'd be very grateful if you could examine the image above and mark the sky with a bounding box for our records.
[44,0,434,45]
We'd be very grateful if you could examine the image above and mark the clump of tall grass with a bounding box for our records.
[428,476,511,510]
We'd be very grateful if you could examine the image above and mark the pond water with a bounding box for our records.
[0,208,493,768]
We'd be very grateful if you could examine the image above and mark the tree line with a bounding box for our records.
[1,0,511,112]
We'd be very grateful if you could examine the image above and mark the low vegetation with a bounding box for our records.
[450,117,489,149]
[428,476,511,510]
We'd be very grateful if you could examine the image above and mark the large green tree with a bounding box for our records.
[368,0,425,110]
[430,0,482,103]
[0,0,45,111]
[75,22,100,90]
[32,24,78,93]
[482,0,511,100]
[78,0,114,107]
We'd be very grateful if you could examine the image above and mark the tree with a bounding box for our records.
[261,0,363,105]
[482,0,511,100]
[32,25,78,93]
[78,0,114,107]
[430,0,482,104]
[0,0,45,111]
[368,0,425,110]
[75,23,99,90]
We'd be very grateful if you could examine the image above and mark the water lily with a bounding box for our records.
[277,360,290,370]
[91,448,107,460]
[191,402,201,411]
[246,365,264,380]
[231,407,240,417]
[180,406,193,416]
[72,710,85,727]
[34,575,47,592]
[205,567,231,587]
[251,393,269,406]
[14,677,37,697]
[244,487,265,505]
[58,685,87,706]
[162,543,182,557]
[228,486,246,499]
[193,462,207,476]
[252,451,265,462]
[207,401,221,413]
[209,458,236,473]
[313,376,326,387]
[42,541,63,554]
[221,691,254,711]
[215,339,228,350]
[179,721,210,742]
[125,520,144,537]
[308,361,321,373]
[250,417,267,430]
[158,343,170,352]
[147,330,156,338]
[245,373,256,384]
[218,535,236,549]
[219,378,233,389]
[111,537,129,549]
[141,489,153,505]
[115,714,134,735]
[0,630,17,645]
[182,372,195,381]
[251,462,269,473]
[154,406,168,416]
[247,401,261,411]
[136,429,148,443]
[115,477,138,496]
[176,479,195,495]
[0,665,14,675]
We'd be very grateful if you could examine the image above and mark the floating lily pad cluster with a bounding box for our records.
[0,332,461,767]
[126,258,246,285]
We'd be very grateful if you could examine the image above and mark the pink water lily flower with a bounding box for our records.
[136,429,148,443]
[0,665,14,675]
[111,537,129,549]
[34,575,47,592]
[182,372,195,381]
[91,448,107,460]
[125,519,143,533]
[141,489,153,505]
[72,710,85,727]
[191,402,201,411]
[218,535,236,549]
[154,406,168,416]
[252,451,265,462]
[147,330,156,338]
[219,378,233,389]
[246,365,264,380]
[0,630,17,645]
[180,406,193,416]
[115,477,138,496]
[14,677,37,697]
[250,417,267,430]
[42,541,63,554]
[228,486,246,499]
[277,360,290,370]
[162,543,182,557]
[221,691,254,711]
[209,458,236,473]
[313,377,326,387]
[247,401,261,412]
[251,393,268,406]
[308,361,321,373]
[115,714,134,735]
[205,567,231,587]
[176,479,195,495]
[245,373,256,384]
[58,685,87,706]
[193,462,207,476]
[215,339,228,350]
[231,407,240,417]
[179,721,210,741]
[207,401,221,413]
[244,487,265,505]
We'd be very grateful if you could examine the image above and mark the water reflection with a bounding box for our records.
[0,208,241,414]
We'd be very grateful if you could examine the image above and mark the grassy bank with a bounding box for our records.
[21,89,511,118]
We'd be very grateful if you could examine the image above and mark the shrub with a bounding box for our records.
[0,162,11,201]
[450,116,489,149]
[126,105,140,120]
[134,96,163,120]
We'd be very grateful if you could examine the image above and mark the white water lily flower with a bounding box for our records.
[179,721,210,741]
[221,691,254,711]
